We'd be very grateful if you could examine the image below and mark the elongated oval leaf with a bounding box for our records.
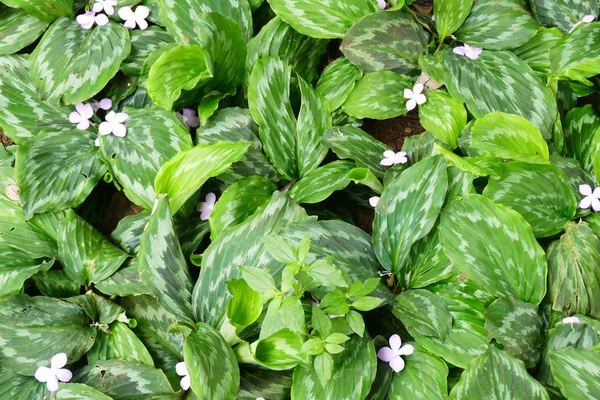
[316,57,362,110]
[56,383,113,400]
[551,22,600,84]
[550,347,600,400]
[393,289,452,339]
[254,328,309,370]
[512,27,564,77]
[530,0,598,33]
[289,160,355,204]
[419,90,467,149]
[434,0,472,40]
[0,7,48,55]
[562,105,600,173]
[2,0,73,22]
[404,227,455,289]
[87,321,154,366]
[121,26,174,76]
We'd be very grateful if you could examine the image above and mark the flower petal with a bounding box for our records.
[175,361,188,377]
[580,196,593,209]
[413,83,424,95]
[181,375,191,391]
[98,98,112,110]
[377,0,386,10]
[593,187,600,198]
[35,366,52,382]
[69,111,82,124]
[92,2,103,12]
[389,356,405,373]
[118,6,134,20]
[105,111,116,122]
[416,94,427,105]
[115,112,129,123]
[104,4,115,15]
[580,184,592,196]
[380,158,394,166]
[205,192,217,205]
[55,368,72,383]
[397,344,414,356]
[383,150,395,159]
[124,19,136,29]
[77,120,90,131]
[582,15,595,22]
[389,334,402,351]
[592,197,600,212]
[200,209,211,221]
[369,196,380,207]
[377,346,394,362]
[46,375,59,392]
[403,88,413,99]
[99,122,112,135]
[137,18,149,30]
[112,123,127,137]
[453,46,466,56]
[406,99,416,111]
[51,353,68,369]
[96,14,109,26]
[135,5,151,18]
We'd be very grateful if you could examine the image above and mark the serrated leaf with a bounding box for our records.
[530,0,598,33]
[88,321,154,366]
[316,57,363,110]
[261,296,306,339]
[434,0,472,40]
[393,289,452,339]
[255,328,309,370]
[0,7,48,55]
[549,347,600,400]
[289,160,356,204]
[121,26,174,76]
[512,27,564,77]
[419,90,467,149]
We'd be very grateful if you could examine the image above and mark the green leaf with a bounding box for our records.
[184,323,240,400]
[0,7,48,55]
[267,0,378,39]
[1,0,73,22]
[314,352,334,387]
[484,297,543,368]
[98,107,193,210]
[393,289,452,339]
[341,9,429,75]
[530,0,599,33]
[32,269,80,298]
[305,258,348,288]
[121,26,174,76]
[434,0,472,40]
[227,279,262,331]
[56,383,113,400]
[316,57,363,110]
[15,129,107,218]
[248,57,331,179]
[240,265,278,298]
[342,71,412,120]
[483,161,577,237]
[289,160,356,204]
[470,112,549,163]
[0,295,95,375]
[30,17,130,104]
[455,0,539,50]
[346,310,365,337]
[373,155,448,280]
[261,235,301,264]
[419,90,467,149]
[95,261,148,297]
[66,292,124,325]
[547,222,600,318]
[0,365,46,398]
[440,194,547,304]
[58,209,128,285]
[154,141,251,214]
[138,196,193,323]
[562,105,600,173]
[351,296,384,311]
[550,347,600,399]
[261,296,306,339]
[0,246,53,297]
[554,22,600,85]
[255,328,310,370]
[449,346,549,399]
[312,305,332,336]
[442,49,558,140]
[512,27,564,77]
[237,366,293,399]
[88,321,154,366]
[404,227,456,289]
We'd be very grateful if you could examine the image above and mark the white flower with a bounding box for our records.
[197,192,216,220]
[92,98,113,112]
[380,150,407,166]
[579,184,600,211]
[453,43,483,60]
[176,361,190,391]
[76,11,109,30]
[257,398,266,400]
[95,138,100,147]
[403,83,426,111]
[570,15,596,32]
[431,15,435,21]
[34,353,72,392]
[5,184,20,201]
[119,6,150,30]
[562,316,580,324]
[369,196,380,208]
[377,334,414,373]
[99,111,129,137]
[69,103,94,130]
[93,0,118,16]
[377,0,386,10]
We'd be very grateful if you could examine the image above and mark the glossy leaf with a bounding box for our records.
[0,7,48,55]
[2,0,73,22]
[393,289,452,339]
[512,27,564,77]
[530,0,599,33]
[562,105,600,173]
[419,90,467,149]
[550,21,600,85]
[289,160,356,204]
[434,0,472,40]
[255,328,309,370]
[316,57,363,110]
[549,347,600,400]
[87,321,154,366]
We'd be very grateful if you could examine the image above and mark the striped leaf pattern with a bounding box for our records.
[550,22,600,84]
[267,0,379,39]
[341,10,429,75]
[238,367,293,399]
[289,160,356,204]
[95,261,149,297]
[254,329,309,370]
[184,323,240,400]
[404,228,456,289]
[483,161,577,238]
[530,0,599,33]
[15,129,107,218]
[121,27,174,76]
[0,366,45,399]
[316,57,363,111]
[87,321,154,366]
[0,7,48,55]
[442,49,558,140]
[98,107,193,210]
[30,17,130,104]
[419,90,467,149]
[1,0,73,22]
[373,155,448,280]
[56,383,113,400]
[0,246,53,297]
[562,105,600,173]
[393,289,452,339]
[512,27,564,77]
[434,0,472,40]
[440,194,548,305]
[550,347,600,399]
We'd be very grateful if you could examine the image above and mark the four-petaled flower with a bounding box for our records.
[377,0,386,10]
[369,196,380,208]
[570,15,596,32]
[377,334,414,373]
[92,98,113,112]
[562,316,580,324]
[380,150,408,166]
[76,11,109,30]
[99,111,129,137]
[177,108,200,129]
[579,184,600,211]
[404,83,426,111]
[69,103,94,130]
[119,6,150,30]
[34,353,72,392]
[93,0,118,16]
[197,192,217,220]
[176,361,190,391]
[453,43,483,60]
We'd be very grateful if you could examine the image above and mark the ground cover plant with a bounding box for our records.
[1,0,600,398]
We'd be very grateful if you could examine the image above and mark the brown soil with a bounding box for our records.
[362,110,425,151]
[96,191,142,236]
[0,127,13,147]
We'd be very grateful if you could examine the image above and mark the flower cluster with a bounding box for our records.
[76,1,150,30]
[69,98,111,131]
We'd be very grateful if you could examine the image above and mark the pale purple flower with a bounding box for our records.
[34,353,72,392]
[377,0,386,10]
[176,361,190,391]
[369,196,380,207]
[76,11,109,30]
[453,43,483,60]
[92,0,118,16]
[99,111,129,137]
[119,6,150,30]
[177,108,200,129]
[92,98,113,112]
[197,192,216,220]
[5,184,20,201]
[377,334,414,373]
[579,184,600,211]
[69,103,94,130]
[570,15,596,32]
[404,83,426,111]
[562,316,580,324]
[380,150,408,166]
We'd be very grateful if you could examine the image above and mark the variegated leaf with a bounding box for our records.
[434,0,472,40]
[562,105,600,173]
[0,245,53,297]
[443,49,558,139]
[550,347,600,399]
[551,154,595,194]
[87,321,154,366]
[192,192,308,327]
[530,0,598,33]
[484,297,543,368]
[341,9,429,75]
[32,269,80,298]
[0,7,48,55]
[321,125,390,178]
[550,22,600,85]
[254,328,309,370]
[267,0,379,39]
[121,26,174,76]
[402,131,443,164]
[0,295,96,375]
[373,155,448,282]
[15,129,107,218]
[450,346,549,399]
[547,222,600,318]
[1,0,73,22]
[0,366,46,399]
[404,227,456,289]
[154,141,250,214]
[98,107,192,210]
[111,213,150,254]
[30,17,130,104]
[289,160,356,204]
[483,161,577,237]
[56,383,113,400]
[455,0,539,50]
[95,261,149,297]
[184,323,240,400]
[512,27,564,77]
[138,196,193,322]
[58,209,128,285]
[66,292,124,325]
[238,367,292,399]
[316,57,363,111]
[419,90,467,149]
[440,194,548,305]
[393,289,452,339]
